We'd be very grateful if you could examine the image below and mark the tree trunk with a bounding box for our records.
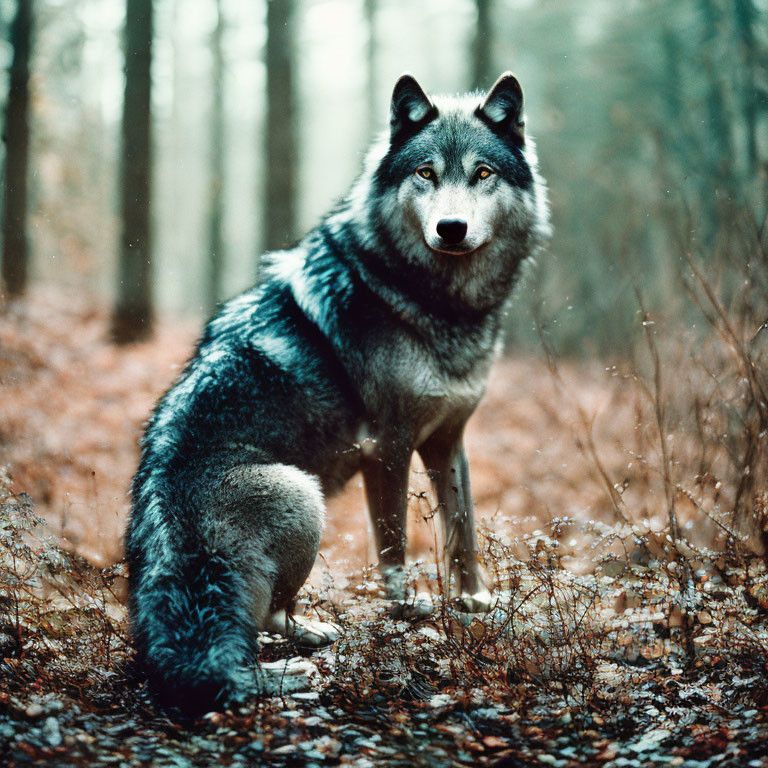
[735,0,758,178]
[659,24,696,178]
[262,0,297,259]
[112,0,153,343]
[698,0,734,198]
[471,0,493,91]
[207,0,225,315]
[364,0,377,142]
[1,0,33,299]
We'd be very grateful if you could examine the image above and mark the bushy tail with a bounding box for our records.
[129,548,260,717]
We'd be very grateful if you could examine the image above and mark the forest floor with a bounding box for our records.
[1,287,768,767]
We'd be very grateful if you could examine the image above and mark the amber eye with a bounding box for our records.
[416,167,434,180]
[477,166,494,180]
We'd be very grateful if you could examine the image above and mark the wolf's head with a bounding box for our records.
[354,72,550,311]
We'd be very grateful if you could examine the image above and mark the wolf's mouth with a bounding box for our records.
[425,240,486,257]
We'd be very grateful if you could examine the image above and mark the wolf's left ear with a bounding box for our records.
[477,72,525,145]
[390,74,437,141]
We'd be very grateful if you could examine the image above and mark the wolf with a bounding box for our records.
[126,72,549,715]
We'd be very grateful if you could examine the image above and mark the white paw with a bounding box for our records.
[456,589,492,613]
[289,615,341,647]
[265,610,341,647]
[260,657,319,695]
[390,593,435,619]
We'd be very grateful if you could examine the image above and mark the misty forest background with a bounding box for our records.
[3,1,768,763]
[1,0,766,353]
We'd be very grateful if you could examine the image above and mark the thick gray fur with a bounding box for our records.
[126,72,550,715]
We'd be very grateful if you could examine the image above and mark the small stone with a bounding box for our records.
[311,736,342,758]
[429,693,452,708]
[356,738,379,750]
[418,626,441,641]
[302,716,322,727]
[474,707,501,720]
[271,744,298,755]
[25,703,45,718]
[42,717,62,748]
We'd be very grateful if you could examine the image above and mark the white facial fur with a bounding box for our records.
[399,152,511,255]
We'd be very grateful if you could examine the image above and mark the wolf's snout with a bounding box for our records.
[436,218,468,245]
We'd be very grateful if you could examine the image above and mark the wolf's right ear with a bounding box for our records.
[390,74,437,142]
[477,72,525,145]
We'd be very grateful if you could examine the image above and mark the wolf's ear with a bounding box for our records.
[390,74,437,141]
[477,72,525,145]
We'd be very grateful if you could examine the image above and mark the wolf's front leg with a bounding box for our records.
[419,426,491,612]
[362,451,411,600]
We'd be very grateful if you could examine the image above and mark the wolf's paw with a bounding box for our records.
[390,593,435,620]
[288,615,341,647]
[382,565,407,601]
[456,589,493,613]
[265,610,341,647]
[260,657,319,695]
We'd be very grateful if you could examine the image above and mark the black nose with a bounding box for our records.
[436,218,468,245]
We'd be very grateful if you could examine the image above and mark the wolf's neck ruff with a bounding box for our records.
[126,72,550,717]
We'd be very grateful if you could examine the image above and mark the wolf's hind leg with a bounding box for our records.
[236,464,339,648]
[207,462,327,622]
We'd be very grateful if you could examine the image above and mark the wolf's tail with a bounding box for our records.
[128,532,263,717]
[127,460,324,716]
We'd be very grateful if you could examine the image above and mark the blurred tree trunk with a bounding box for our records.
[471,0,493,91]
[207,0,225,314]
[262,0,296,259]
[735,0,758,178]
[112,0,153,343]
[0,2,10,121]
[1,0,33,299]
[364,0,377,142]
[659,22,704,196]
[698,0,734,198]
[660,27,686,167]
